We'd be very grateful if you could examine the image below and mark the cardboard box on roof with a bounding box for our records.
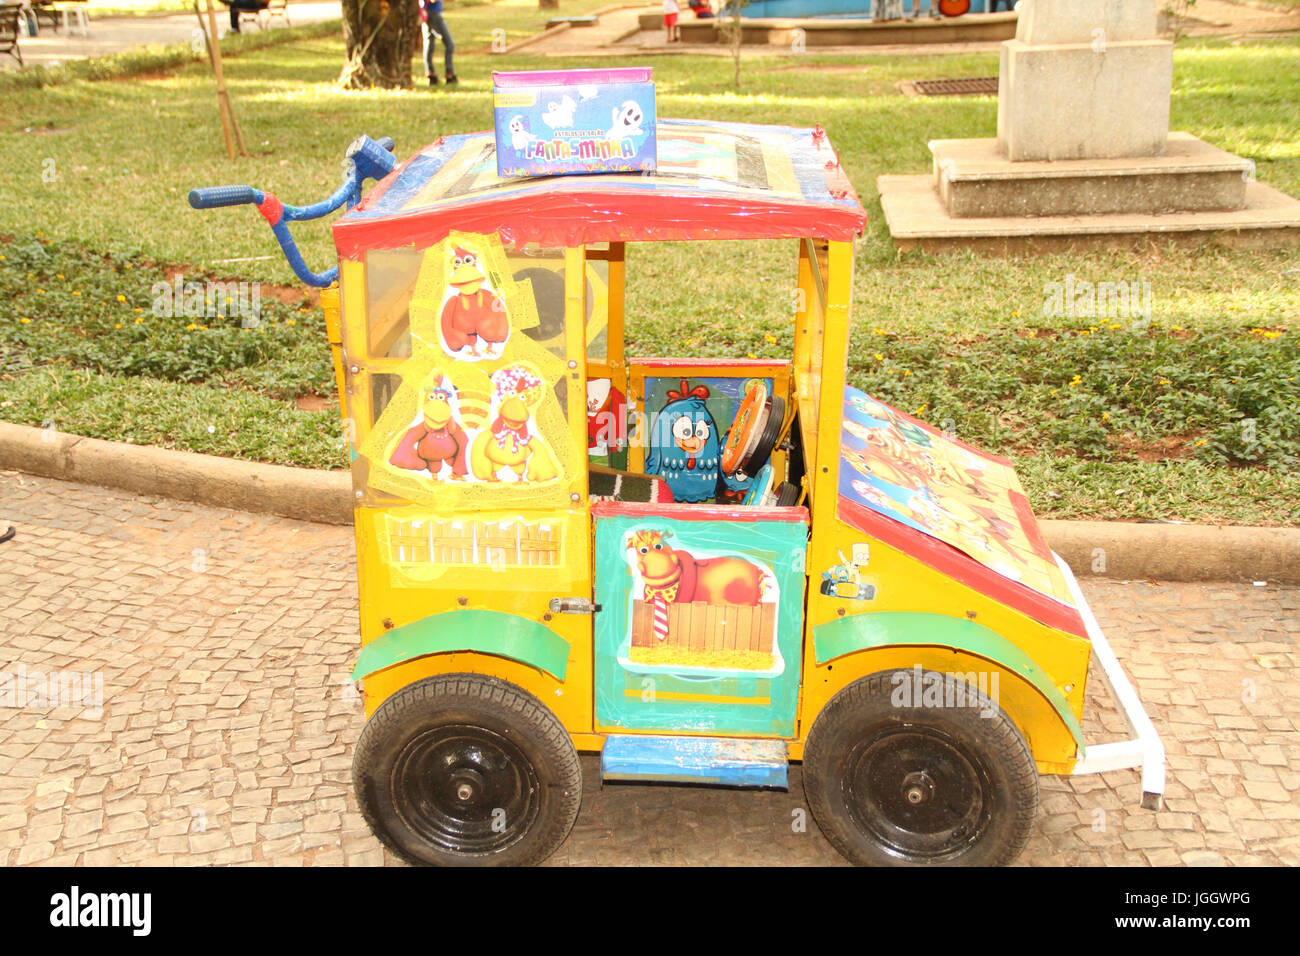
[493,68,657,178]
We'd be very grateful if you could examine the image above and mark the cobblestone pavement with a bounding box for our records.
[0,471,1296,866]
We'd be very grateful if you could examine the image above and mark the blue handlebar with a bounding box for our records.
[188,185,264,209]
[188,135,397,288]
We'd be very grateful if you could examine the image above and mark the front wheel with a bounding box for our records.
[803,669,1038,866]
[353,673,582,866]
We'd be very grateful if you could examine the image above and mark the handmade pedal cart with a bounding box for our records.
[191,116,1164,867]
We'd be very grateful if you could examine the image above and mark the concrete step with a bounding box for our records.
[877,172,1300,255]
[931,134,1253,218]
[673,11,1018,46]
[601,734,788,788]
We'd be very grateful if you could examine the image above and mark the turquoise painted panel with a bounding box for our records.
[593,511,808,736]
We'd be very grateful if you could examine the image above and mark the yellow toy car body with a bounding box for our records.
[219,119,1165,866]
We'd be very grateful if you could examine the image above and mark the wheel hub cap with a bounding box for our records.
[391,725,541,856]
[843,727,993,863]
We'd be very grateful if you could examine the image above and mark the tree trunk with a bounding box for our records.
[729,3,745,88]
[339,0,421,90]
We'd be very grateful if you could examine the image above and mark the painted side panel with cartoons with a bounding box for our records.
[354,232,583,515]
[592,503,808,737]
[836,385,1074,606]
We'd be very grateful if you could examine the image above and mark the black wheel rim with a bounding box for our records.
[843,725,993,863]
[391,724,541,857]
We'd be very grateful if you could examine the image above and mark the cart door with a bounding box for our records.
[592,502,808,737]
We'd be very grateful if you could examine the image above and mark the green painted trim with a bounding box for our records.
[351,610,570,682]
[813,611,1084,752]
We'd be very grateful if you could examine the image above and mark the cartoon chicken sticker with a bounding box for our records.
[389,370,473,480]
[440,245,509,360]
[470,365,560,483]
[645,380,749,503]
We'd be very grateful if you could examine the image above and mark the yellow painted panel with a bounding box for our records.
[798,522,1090,768]
[354,504,594,732]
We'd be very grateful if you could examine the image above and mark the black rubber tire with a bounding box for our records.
[353,673,582,867]
[803,669,1038,867]
[774,482,800,507]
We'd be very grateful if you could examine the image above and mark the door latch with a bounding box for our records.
[549,597,601,614]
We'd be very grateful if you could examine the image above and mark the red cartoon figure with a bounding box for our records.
[440,245,508,359]
[390,371,471,480]
[586,378,626,455]
[627,529,768,641]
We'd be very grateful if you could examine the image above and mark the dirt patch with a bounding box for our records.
[295,394,334,412]
[160,266,317,307]
[1111,431,1200,463]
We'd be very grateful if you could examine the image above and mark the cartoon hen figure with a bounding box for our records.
[645,380,749,504]
[440,246,508,360]
[390,372,470,480]
[470,366,559,483]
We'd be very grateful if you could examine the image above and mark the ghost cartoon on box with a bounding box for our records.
[543,95,578,129]
[644,380,749,504]
[607,101,644,141]
[508,116,535,151]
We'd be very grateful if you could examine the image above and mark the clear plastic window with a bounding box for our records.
[365,248,424,359]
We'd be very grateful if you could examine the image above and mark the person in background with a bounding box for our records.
[219,0,270,33]
[687,0,714,17]
[663,0,680,42]
[420,0,458,87]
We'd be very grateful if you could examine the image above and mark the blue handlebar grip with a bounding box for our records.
[188,185,264,209]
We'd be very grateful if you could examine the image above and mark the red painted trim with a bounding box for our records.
[837,497,1087,639]
[256,193,284,227]
[333,188,867,258]
[1009,489,1056,564]
[592,501,809,524]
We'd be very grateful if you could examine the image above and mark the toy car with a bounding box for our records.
[191,118,1164,867]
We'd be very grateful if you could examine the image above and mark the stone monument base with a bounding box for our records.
[877,174,1300,255]
[932,133,1254,218]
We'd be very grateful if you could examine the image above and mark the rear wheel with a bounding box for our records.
[803,669,1037,866]
[353,673,581,866]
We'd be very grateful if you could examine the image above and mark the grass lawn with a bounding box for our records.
[0,21,1296,523]
[88,0,212,16]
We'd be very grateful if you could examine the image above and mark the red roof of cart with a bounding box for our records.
[333,119,866,257]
